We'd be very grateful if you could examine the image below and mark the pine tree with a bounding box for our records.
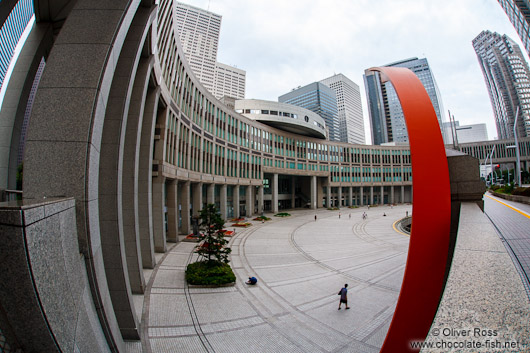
[195,204,231,264]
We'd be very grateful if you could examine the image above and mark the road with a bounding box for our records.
[484,193,530,297]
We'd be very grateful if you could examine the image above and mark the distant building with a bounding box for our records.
[213,62,246,100]
[0,0,34,91]
[497,0,530,57]
[174,2,245,100]
[443,121,489,144]
[320,74,365,144]
[279,82,340,141]
[472,30,530,139]
[364,57,447,145]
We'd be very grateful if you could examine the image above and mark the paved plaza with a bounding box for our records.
[134,204,412,353]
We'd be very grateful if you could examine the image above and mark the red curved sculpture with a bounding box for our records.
[370,67,452,352]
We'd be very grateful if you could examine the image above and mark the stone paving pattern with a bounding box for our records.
[485,194,530,297]
[138,205,411,353]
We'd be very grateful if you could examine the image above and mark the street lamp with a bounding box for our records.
[513,107,522,186]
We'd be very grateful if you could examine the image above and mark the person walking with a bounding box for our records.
[338,284,350,310]
[315,214,317,221]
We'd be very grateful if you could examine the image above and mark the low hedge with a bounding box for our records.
[512,187,530,197]
[185,260,236,285]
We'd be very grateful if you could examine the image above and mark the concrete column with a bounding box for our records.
[181,181,191,235]
[233,185,240,218]
[401,185,405,204]
[310,175,317,210]
[348,187,353,207]
[326,185,331,208]
[411,185,413,203]
[152,176,167,252]
[246,185,254,217]
[360,186,364,206]
[291,177,296,208]
[272,173,279,214]
[370,186,374,205]
[258,185,264,214]
[380,185,384,205]
[207,183,215,205]
[192,182,203,217]
[338,186,342,207]
[391,186,395,204]
[166,179,178,243]
[220,184,227,220]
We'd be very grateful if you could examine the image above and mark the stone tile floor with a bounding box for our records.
[136,204,412,353]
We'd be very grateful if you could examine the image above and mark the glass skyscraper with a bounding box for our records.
[473,30,530,139]
[0,0,34,91]
[278,82,340,141]
[364,57,446,145]
[497,0,530,57]
[320,73,366,144]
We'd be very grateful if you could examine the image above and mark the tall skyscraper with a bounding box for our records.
[497,0,530,57]
[473,30,530,139]
[278,82,340,141]
[364,57,446,145]
[320,74,366,144]
[174,1,245,99]
[0,0,34,91]
[213,62,246,100]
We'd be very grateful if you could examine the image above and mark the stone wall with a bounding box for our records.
[0,198,110,353]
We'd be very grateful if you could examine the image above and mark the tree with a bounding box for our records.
[195,204,231,264]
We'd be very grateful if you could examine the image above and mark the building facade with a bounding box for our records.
[497,0,530,57]
[444,121,489,145]
[234,99,327,139]
[0,0,34,91]
[364,57,446,145]
[473,30,530,139]
[174,1,245,100]
[213,61,246,100]
[279,82,341,141]
[320,73,366,144]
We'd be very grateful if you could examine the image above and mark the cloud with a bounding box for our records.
[181,0,530,141]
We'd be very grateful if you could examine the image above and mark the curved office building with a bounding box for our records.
[0,1,413,351]
[235,99,328,139]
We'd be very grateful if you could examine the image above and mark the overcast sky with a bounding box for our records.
[180,0,529,143]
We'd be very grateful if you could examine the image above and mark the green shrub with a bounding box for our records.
[274,212,291,217]
[513,187,530,197]
[503,183,515,194]
[185,260,236,285]
[490,185,501,191]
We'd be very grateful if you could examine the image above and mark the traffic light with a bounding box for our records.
[495,164,500,169]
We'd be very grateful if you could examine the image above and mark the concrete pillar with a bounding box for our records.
[152,176,166,252]
[360,186,364,206]
[233,185,240,218]
[338,186,342,207]
[181,181,191,235]
[326,185,331,208]
[310,175,317,210]
[272,173,279,213]
[207,183,215,205]
[246,185,254,217]
[166,179,178,243]
[220,184,227,220]
[370,186,374,205]
[380,185,384,205]
[401,185,405,204]
[348,187,353,207]
[258,185,264,214]
[192,182,202,216]
[291,177,296,209]
[391,186,395,204]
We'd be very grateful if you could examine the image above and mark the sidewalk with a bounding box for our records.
[138,205,412,353]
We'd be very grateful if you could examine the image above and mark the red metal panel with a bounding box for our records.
[371,67,452,352]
